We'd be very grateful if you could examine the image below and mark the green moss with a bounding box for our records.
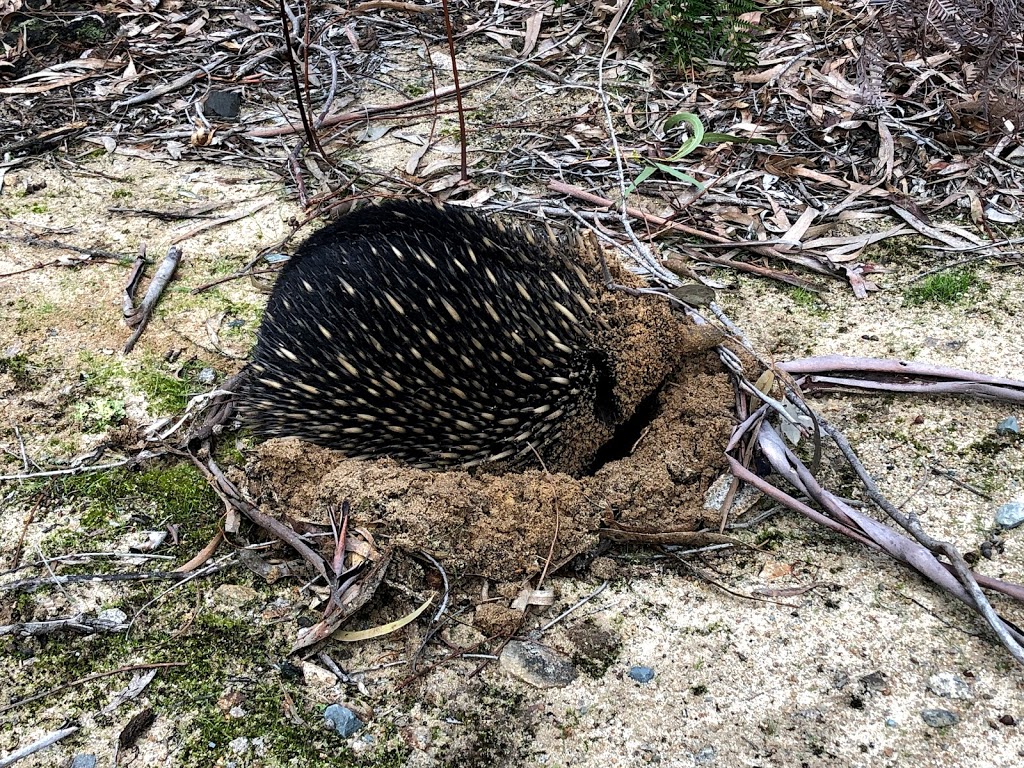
[689,620,727,637]
[788,287,827,317]
[0,351,40,388]
[568,621,622,678]
[38,460,219,541]
[754,528,786,549]
[872,234,929,268]
[111,188,133,199]
[74,396,127,431]
[904,269,983,306]
[4,587,419,766]
[131,361,201,414]
[74,19,108,43]
[967,433,1020,456]
[10,593,394,767]
[77,350,211,417]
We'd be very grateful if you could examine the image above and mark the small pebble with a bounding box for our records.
[885,718,898,727]
[921,708,959,728]
[628,666,655,683]
[198,367,217,385]
[324,704,364,738]
[927,672,972,699]
[70,756,97,768]
[859,671,887,692]
[996,416,1020,435]
[205,90,241,119]
[996,501,1024,529]
[96,608,128,627]
[499,640,577,688]
[694,745,716,765]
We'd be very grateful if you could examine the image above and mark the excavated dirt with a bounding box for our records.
[246,312,737,582]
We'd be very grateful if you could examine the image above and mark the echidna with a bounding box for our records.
[240,199,661,472]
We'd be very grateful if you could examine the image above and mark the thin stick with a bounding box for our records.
[439,0,468,182]
[0,727,78,767]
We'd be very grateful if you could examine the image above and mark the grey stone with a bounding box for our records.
[205,90,241,119]
[927,672,972,699]
[500,640,577,688]
[694,746,716,765]
[628,665,655,683]
[921,708,959,727]
[996,416,1020,435]
[96,608,127,628]
[70,756,97,768]
[996,501,1024,529]
[324,704,364,738]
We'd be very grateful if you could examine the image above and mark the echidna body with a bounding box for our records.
[240,200,618,470]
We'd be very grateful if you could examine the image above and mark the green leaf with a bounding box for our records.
[664,112,706,160]
[650,161,705,190]
[625,164,659,195]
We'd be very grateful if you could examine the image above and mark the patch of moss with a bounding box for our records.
[131,361,201,414]
[74,396,127,431]
[12,296,58,334]
[40,460,219,539]
[149,611,408,767]
[9,594,392,767]
[73,19,108,43]
[903,269,983,306]
[966,433,1020,457]
[437,681,530,768]
[111,188,133,199]
[567,621,622,678]
[788,287,827,316]
[0,351,40,388]
[754,528,786,549]
[872,234,929,268]
[77,350,211,416]
[688,620,727,637]
[213,439,247,469]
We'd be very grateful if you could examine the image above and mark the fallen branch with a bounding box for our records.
[779,354,1024,402]
[724,351,1024,666]
[123,245,182,354]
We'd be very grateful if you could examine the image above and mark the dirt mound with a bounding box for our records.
[245,348,737,581]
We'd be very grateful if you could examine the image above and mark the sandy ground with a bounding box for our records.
[1,153,1023,768]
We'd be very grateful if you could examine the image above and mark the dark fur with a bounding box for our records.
[239,199,615,469]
